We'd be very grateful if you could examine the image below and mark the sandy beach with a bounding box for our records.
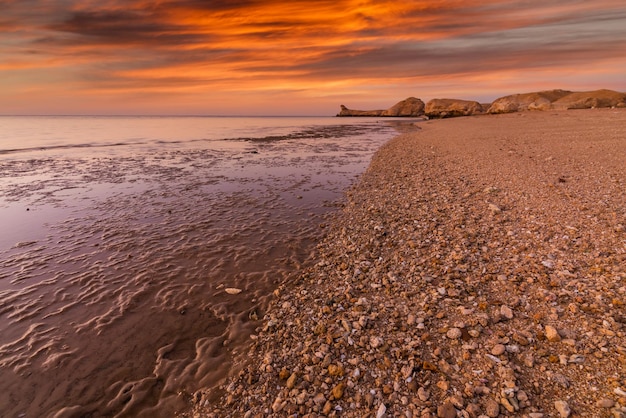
[191,109,626,417]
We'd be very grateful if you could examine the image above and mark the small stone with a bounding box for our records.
[555,400,571,417]
[401,363,414,379]
[488,203,502,214]
[313,393,326,405]
[517,390,528,402]
[328,364,344,377]
[272,397,284,413]
[332,382,346,399]
[552,373,570,388]
[614,387,626,398]
[314,323,326,335]
[418,387,430,401]
[500,305,514,320]
[545,325,561,342]
[485,398,500,417]
[491,344,506,356]
[466,403,481,417]
[437,402,457,418]
[597,398,615,408]
[505,344,520,354]
[376,403,387,418]
[286,372,297,389]
[370,336,384,348]
[449,395,464,409]
[568,354,585,364]
[323,401,333,415]
[279,368,290,380]
[447,327,462,339]
[500,396,516,412]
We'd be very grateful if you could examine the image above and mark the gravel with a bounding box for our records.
[189,109,626,417]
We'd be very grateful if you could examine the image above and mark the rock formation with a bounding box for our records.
[551,89,626,110]
[381,97,425,117]
[339,90,626,117]
[425,98,483,118]
[337,97,424,117]
[487,89,572,114]
[336,105,384,117]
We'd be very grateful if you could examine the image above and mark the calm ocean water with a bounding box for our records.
[0,116,416,417]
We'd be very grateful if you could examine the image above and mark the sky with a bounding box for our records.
[1,0,626,115]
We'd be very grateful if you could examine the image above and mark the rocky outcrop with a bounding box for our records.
[337,97,424,117]
[337,105,384,117]
[487,89,572,114]
[425,98,483,118]
[551,89,626,110]
[381,97,425,117]
[339,89,626,117]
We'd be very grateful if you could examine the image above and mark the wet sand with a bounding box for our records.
[0,121,398,417]
[197,109,626,417]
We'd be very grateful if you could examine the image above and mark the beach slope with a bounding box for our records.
[194,109,626,417]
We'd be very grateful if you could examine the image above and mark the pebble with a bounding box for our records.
[545,325,562,342]
[286,373,297,389]
[615,387,626,398]
[488,203,502,214]
[597,398,615,408]
[271,397,284,413]
[437,402,457,418]
[376,403,387,418]
[491,344,506,356]
[484,398,500,417]
[418,387,430,401]
[370,336,384,348]
[332,382,346,399]
[500,305,514,320]
[554,400,571,417]
[446,328,462,339]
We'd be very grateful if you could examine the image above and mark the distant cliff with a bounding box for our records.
[488,89,626,113]
[338,89,626,118]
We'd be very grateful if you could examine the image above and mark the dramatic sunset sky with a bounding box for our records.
[2,1,625,115]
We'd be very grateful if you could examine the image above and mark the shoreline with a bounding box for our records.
[191,109,625,417]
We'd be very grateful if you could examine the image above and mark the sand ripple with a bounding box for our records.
[0,125,400,417]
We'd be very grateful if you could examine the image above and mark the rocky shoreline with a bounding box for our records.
[191,109,626,417]
[337,89,626,118]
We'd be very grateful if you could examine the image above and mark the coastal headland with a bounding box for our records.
[337,89,626,118]
[191,104,626,417]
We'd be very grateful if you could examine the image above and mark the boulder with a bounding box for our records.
[381,97,425,116]
[425,98,483,118]
[551,89,626,110]
[487,89,572,114]
[337,97,425,117]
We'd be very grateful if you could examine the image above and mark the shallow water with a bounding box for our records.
[0,116,415,417]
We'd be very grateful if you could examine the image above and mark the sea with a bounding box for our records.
[0,116,418,417]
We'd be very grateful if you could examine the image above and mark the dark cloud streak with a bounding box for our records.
[1,0,625,114]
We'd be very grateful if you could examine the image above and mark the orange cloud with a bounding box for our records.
[1,0,625,114]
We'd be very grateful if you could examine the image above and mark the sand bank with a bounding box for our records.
[192,109,626,417]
